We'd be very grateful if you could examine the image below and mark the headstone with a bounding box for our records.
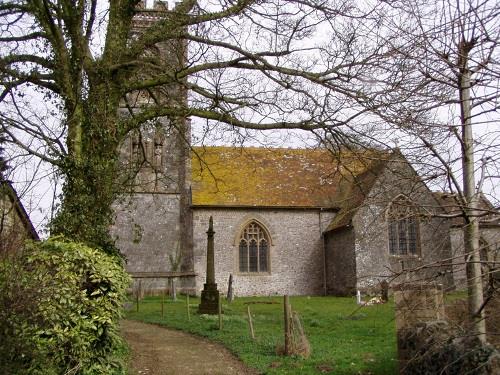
[393,283,445,329]
[393,283,445,373]
[380,280,389,303]
[227,273,234,303]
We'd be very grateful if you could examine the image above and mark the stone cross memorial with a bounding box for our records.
[198,216,220,314]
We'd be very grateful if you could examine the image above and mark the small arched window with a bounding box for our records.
[388,196,420,256]
[238,221,269,273]
[129,126,165,169]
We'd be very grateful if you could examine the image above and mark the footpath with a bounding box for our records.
[121,320,257,375]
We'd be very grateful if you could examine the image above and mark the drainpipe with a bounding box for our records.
[319,209,327,296]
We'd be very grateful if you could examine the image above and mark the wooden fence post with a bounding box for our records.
[136,280,142,313]
[218,295,223,330]
[186,294,191,321]
[284,295,290,355]
[161,290,165,319]
[247,305,255,339]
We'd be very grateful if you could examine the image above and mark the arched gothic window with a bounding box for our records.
[388,197,420,256]
[153,132,164,170]
[238,221,269,273]
[129,127,164,169]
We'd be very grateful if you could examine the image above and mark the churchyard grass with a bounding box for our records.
[124,295,397,374]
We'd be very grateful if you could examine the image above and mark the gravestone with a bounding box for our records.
[393,283,445,329]
[227,274,234,303]
[380,280,389,303]
[393,283,445,373]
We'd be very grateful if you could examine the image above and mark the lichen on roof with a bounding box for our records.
[191,146,390,209]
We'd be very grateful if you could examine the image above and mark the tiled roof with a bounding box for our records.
[324,158,388,232]
[191,146,390,209]
[433,192,500,227]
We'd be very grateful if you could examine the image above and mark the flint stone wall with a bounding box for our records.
[192,208,336,297]
[324,227,356,295]
[352,158,453,292]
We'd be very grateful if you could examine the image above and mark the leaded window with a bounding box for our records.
[388,197,420,256]
[238,221,269,273]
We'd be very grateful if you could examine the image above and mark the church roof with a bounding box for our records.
[433,192,500,227]
[191,146,390,209]
[323,158,388,232]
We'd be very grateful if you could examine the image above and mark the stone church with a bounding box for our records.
[112,134,461,296]
[111,1,498,297]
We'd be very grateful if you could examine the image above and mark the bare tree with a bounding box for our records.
[370,0,500,342]
[0,128,6,178]
[0,0,390,253]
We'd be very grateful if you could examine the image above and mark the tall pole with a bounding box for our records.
[459,42,486,343]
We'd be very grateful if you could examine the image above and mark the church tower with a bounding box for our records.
[111,0,194,292]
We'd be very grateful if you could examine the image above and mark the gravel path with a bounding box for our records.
[121,320,257,375]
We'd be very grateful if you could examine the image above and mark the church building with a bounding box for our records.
[110,0,497,297]
[111,130,456,296]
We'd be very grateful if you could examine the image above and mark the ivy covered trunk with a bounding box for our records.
[3,0,188,256]
[51,84,123,256]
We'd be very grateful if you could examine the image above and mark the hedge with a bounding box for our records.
[0,238,131,374]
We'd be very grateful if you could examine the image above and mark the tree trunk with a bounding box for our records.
[459,57,486,343]
[50,82,122,255]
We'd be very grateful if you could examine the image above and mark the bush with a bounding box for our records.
[0,238,131,374]
[400,321,499,375]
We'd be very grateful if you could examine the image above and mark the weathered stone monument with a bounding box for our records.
[393,283,445,330]
[198,216,220,314]
[227,273,234,303]
[394,283,445,373]
[380,280,389,303]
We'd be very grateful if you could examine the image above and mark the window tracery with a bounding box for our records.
[388,196,420,256]
[238,221,269,273]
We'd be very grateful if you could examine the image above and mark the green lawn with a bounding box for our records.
[124,295,397,374]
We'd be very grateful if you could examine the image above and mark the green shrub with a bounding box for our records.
[400,321,499,375]
[0,238,131,374]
